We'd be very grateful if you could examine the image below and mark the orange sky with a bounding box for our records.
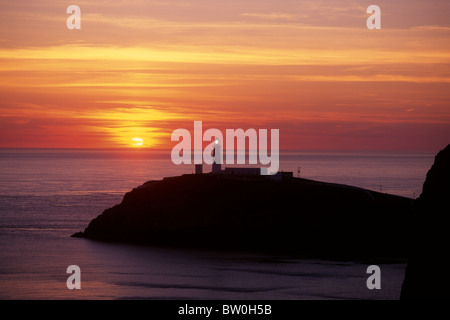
[0,0,449,151]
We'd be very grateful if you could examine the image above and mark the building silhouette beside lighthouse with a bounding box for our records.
[194,139,293,180]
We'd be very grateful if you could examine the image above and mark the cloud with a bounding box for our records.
[1,0,449,150]
[13,119,30,125]
[240,12,297,21]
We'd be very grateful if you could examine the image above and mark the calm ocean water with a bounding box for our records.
[0,149,434,300]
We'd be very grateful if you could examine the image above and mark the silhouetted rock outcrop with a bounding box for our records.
[73,174,412,260]
[401,145,450,300]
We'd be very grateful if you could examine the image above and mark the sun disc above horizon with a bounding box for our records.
[131,137,144,147]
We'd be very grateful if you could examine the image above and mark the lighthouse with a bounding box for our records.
[212,139,222,173]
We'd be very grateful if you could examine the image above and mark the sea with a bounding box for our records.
[0,148,435,300]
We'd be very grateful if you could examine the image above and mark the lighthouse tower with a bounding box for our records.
[212,139,222,173]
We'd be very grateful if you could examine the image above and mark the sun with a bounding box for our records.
[131,137,144,147]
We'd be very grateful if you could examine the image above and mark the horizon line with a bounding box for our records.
[0,147,438,155]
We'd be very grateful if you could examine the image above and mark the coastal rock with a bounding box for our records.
[401,145,450,300]
[74,174,412,260]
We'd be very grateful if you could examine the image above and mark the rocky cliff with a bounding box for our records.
[73,174,412,260]
[401,145,450,300]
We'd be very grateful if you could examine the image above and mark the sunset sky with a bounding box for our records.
[0,0,449,151]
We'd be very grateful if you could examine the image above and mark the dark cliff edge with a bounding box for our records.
[401,145,450,300]
[73,173,412,261]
